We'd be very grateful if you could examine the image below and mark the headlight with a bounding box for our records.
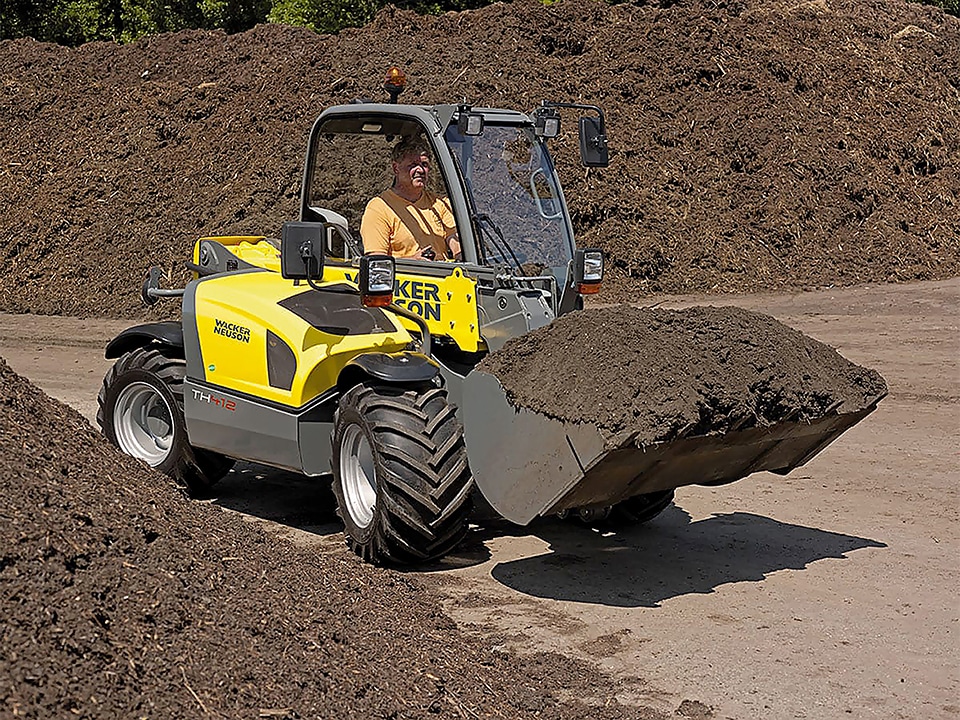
[582,250,603,283]
[365,258,395,293]
[574,248,603,295]
[359,255,395,307]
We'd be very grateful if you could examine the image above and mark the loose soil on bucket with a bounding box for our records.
[477,305,888,445]
[0,0,957,317]
[0,356,681,719]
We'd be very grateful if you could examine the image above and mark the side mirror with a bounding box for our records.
[281,221,325,281]
[579,116,609,167]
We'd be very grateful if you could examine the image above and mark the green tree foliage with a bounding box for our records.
[1,0,955,45]
[267,0,381,34]
[0,0,270,44]
[267,0,488,35]
[924,0,959,14]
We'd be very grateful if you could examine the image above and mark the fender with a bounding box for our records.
[338,351,440,393]
[105,321,183,359]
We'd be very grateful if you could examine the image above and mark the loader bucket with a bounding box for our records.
[462,370,885,525]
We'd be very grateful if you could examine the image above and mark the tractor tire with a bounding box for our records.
[331,382,474,565]
[97,346,234,496]
[563,490,675,528]
[610,489,675,525]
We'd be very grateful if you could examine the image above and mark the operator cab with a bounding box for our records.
[298,99,606,350]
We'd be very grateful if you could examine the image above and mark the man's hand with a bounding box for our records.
[412,246,436,261]
[446,232,462,261]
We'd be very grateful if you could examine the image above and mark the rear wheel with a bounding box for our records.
[332,382,474,565]
[97,346,234,495]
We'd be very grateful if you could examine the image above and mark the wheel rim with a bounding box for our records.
[340,424,377,529]
[113,382,175,467]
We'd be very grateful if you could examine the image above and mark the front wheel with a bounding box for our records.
[97,346,234,495]
[562,490,675,528]
[610,489,675,525]
[332,382,473,565]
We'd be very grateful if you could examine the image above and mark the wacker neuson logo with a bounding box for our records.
[213,318,251,343]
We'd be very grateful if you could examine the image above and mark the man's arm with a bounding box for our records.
[436,197,462,260]
[360,198,392,255]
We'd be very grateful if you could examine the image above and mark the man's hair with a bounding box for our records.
[391,136,430,164]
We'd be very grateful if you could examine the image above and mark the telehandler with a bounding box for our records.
[98,73,882,564]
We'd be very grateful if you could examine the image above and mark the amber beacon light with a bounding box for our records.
[384,66,406,103]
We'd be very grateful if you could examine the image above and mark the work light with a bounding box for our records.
[534,108,561,138]
[359,254,395,307]
[457,111,484,136]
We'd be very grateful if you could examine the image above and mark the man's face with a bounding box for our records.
[394,152,430,193]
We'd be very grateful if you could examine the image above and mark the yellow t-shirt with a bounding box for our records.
[360,188,456,258]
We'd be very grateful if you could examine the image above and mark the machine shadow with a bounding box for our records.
[480,504,887,608]
[207,462,496,568]
[209,462,344,537]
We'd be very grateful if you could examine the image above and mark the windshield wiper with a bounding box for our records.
[475,213,525,276]
[447,147,526,275]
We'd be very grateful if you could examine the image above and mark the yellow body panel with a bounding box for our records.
[323,265,483,353]
[193,271,412,407]
[194,237,484,353]
[195,236,282,273]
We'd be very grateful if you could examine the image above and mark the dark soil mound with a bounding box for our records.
[477,306,887,445]
[0,0,957,317]
[0,356,672,719]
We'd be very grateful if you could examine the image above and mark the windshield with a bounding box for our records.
[445,124,573,274]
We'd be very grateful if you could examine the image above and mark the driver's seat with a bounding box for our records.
[305,206,360,259]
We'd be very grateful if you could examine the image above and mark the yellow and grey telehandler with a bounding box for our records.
[98,78,882,564]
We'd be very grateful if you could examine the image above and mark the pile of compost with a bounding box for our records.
[0,0,957,317]
[477,305,887,445]
[0,356,674,719]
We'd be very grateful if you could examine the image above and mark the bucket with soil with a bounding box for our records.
[461,305,887,524]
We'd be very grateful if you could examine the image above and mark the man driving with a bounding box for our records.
[360,137,461,260]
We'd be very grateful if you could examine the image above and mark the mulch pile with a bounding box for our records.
[477,305,888,445]
[0,0,957,317]
[0,355,684,719]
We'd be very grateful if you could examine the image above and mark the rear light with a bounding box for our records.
[359,255,395,307]
[574,248,603,295]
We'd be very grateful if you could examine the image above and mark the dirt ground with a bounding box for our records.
[2,367,675,720]
[2,278,956,719]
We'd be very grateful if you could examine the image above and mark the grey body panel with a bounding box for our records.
[196,239,266,275]
[184,379,336,475]
[299,414,336,476]
[477,288,554,352]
